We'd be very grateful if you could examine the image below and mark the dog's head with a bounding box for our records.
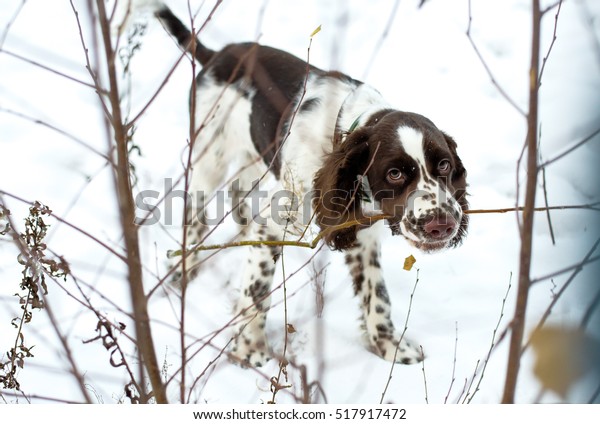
[314,110,468,251]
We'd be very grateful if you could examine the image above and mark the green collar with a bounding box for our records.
[347,114,362,133]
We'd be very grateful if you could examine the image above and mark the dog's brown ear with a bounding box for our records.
[443,132,469,246]
[313,128,371,250]
[442,132,466,183]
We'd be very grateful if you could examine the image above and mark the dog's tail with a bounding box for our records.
[155,5,215,65]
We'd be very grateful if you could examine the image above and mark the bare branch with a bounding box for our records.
[380,270,420,403]
[530,247,600,284]
[465,202,600,214]
[444,322,459,404]
[167,213,392,258]
[420,346,429,404]
[0,107,112,163]
[465,275,512,403]
[0,0,26,50]
[93,0,167,403]
[540,126,600,169]
[540,154,556,244]
[522,237,600,353]
[362,0,401,79]
[466,0,527,117]
[502,0,542,404]
[0,49,103,92]
[538,0,562,85]
[580,286,600,331]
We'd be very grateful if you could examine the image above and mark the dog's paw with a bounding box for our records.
[229,335,272,368]
[372,334,424,365]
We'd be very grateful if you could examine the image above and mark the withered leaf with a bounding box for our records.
[531,326,600,397]
[403,255,416,271]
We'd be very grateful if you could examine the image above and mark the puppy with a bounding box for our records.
[153,4,468,367]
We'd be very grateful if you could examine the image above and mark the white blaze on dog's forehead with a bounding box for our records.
[397,126,426,167]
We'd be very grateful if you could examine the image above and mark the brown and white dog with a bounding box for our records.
[154,4,468,367]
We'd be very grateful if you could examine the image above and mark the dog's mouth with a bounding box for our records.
[388,211,462,252]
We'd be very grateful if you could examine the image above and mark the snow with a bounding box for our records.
[0,0,599,404]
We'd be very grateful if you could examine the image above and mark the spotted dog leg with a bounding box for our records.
[345,228,424,364]
[230,224,281,367]
[168,193,210,289]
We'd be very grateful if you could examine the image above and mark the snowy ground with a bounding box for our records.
[1,0,599,404]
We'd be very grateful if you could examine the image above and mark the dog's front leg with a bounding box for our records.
[345,226,424,364]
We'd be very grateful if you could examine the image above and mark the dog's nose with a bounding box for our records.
[424,215,457,239]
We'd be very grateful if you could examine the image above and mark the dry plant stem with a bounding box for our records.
[0,49,102,92]
[0,107,111,162]
[362,0,401,79]
[0,207,92,401]
[420,346,428,404]
[177,2,200,404]
[167,203,600,258]
[270,224,290,404]
[71,1,110,121]
[501,0,541,404]
[465,203,600,214]
[530,253,600,285]
[580,286,600,331]
[42,295,94,403]
[538,0,562,85]
[379,270,420,404]
[444,322,458,404]
[579,0,600,70]
[126,0,223,130]
[521,237,600,353]
[0,0,26,49]
[0,391,81,404]
[540,161,556,245]
[169,214,392,257]
[167,246,325,391]
[94,0,167,403]
[540,126,600,169]
[466,0,526,117]
[465,275,512,404]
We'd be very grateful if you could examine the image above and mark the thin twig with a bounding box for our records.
[466,274,512,403]
[540,155,556,244]
[530,237,600,284]
[380,270,420,404]
[70,1,110,120]
[522,237,600,353]
[465,203,600,214]
[502,0,542,404]
[177,0,201,403]
[538,0,562,85]
[578,0,600,70]
[0,0,26,49]
[167,213,392,257]
[0,106,112,162]
[444,322,459,404]
[540,126,600,169]
[41,296,94,403]
[580,286,600,331]
[0,49,103,92]
[270,221,291,404]
[420,345,428,404]
[362,0,401,79]
[466,0,526,117]
[94,0,167,403]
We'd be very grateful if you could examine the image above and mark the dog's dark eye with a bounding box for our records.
[387,168,404,184]
[437,159,451,175]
